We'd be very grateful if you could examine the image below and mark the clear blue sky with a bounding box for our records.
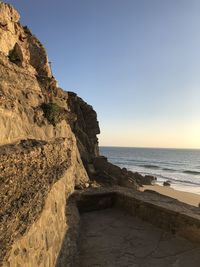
[7,0,200,148]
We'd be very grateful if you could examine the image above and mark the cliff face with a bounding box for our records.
[0,3,51,76]
[67,92,100,173]
[0,2,89,265]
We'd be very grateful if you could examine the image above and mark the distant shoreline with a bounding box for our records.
[100,146,200,195]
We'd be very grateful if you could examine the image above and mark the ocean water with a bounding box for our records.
[100,147,200,194]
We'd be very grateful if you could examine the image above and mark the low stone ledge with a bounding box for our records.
[74,187,200,243]
[54,187,200,266]
[115,191,200,243]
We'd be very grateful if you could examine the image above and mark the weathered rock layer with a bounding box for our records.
[0,2,88,266]
[0,138,70,262]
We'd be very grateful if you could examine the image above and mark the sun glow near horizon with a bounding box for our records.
[99,120,200,149]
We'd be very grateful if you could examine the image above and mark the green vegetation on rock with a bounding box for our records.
[41,102,66,126]
[8,50,21,64]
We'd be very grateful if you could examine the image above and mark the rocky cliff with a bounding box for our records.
[67,93,155,188]
[0,2,156,266]
[0,3,89,265]
[67,92,100,169]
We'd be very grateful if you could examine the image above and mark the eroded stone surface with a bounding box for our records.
[0,2,51,76]
[76,208,200,267]
[0,138,71,263]
[67,92,100,164]
[6,171,74,267]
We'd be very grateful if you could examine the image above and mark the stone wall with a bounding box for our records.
[4,168,73,267]
[55,195,81,267]
[75,188,200,244]
[46,187,200,266]
[115,189,200,243]
[0,138,70,264]
[1,137,88,267]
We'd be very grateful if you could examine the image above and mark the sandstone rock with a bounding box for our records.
[92,157,157,188]
[0,138,74,263]
[121,167,128,174]
[67,92,100,165]
[93,156,139,189]
[89,181,100,188]
[163,180,171,186]
[85,183,90,188]
[0,3,20,23]
[0,4,89,265]
[0,2,51,76]
[135,174,157,185]
[0,3,20,55]
[8,42,23,66]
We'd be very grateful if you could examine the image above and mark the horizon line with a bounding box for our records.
[99,145,200,150]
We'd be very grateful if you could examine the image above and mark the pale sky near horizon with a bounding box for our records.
[7,0,200,149]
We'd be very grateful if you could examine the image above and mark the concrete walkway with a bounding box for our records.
[75,208,200,267]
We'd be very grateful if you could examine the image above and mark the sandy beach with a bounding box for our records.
[140,184,200,207]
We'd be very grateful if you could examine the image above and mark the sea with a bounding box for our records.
[100,147,200,195]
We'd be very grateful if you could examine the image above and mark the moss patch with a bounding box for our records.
[41,102,67,126]
[8,50,21,64]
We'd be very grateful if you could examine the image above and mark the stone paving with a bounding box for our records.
[75,208,200,267]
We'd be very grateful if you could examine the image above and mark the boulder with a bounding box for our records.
[128,172,156,186]
[163,180,171,186]
[92,157,156,189]
[143,175,157,185]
